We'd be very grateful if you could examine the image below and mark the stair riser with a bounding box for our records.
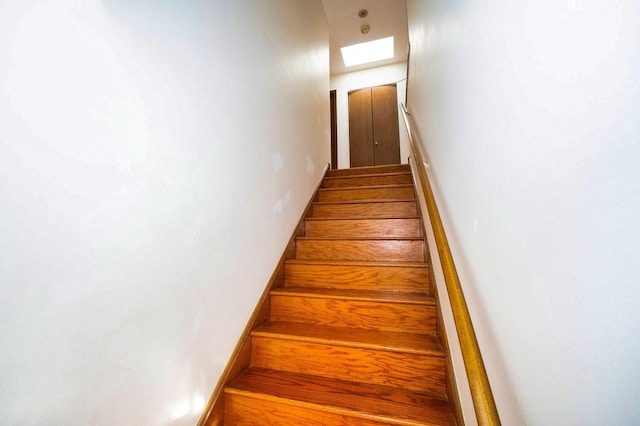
[296,239,425,262]
[323,174,413,188]
[311,201,418,218]
[305,218,421,238]
[270,295,436,334]
[251,336,445,393]
[326,165,410,177]
[319,186,415,202]
[225,392,391,426]
[284,263,429,292]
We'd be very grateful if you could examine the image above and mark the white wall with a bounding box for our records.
[0,1,329,424]
[407,1,640,425]
[330,62,408,168]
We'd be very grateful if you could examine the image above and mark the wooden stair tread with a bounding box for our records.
[226,367,455,425]
[252,322,443,355]
[272,287,433,305]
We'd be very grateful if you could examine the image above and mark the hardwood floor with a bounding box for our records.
[222,164,456,425]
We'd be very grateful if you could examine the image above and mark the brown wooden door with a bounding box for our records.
[348,84,400,167]
[348,88,374,167]
[371,85,401,165]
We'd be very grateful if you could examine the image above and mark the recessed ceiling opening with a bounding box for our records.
[340,36,394,67]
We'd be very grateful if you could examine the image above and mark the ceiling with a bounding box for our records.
[321,0,409,76]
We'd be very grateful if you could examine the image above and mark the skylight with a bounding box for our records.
[340,36,394,67]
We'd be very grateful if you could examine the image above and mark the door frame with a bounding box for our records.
[330,90,338,169]
[347,83,401,167]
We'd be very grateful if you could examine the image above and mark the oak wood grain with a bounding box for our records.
[252,322,442,354]
[305,217,421,238]
[225,368,455,425]
[212,162,457,425]
[251,333,445,393]
[319,185,416,202]
[327,164,410,177]
[371,84,402,165]
[272,286,431,302]
[225,392,390,426]
[270,288,436,334]
[323,172,413,188]
[284,260,430,292]
[296,237,425,262]
[311,200,418,218]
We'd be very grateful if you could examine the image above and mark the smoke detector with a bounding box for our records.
[358,9,368,18]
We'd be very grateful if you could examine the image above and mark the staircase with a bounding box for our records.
[223,164,457,425]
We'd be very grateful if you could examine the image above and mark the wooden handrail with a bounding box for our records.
[400,103,501,426]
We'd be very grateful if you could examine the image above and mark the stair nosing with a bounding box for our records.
[296,236,425,241]
[284,259,428,268]
[304,216,420,222]
[312,199,417,206]
[312,198,417,209]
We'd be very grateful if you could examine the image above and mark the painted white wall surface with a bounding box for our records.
[406,157,477,426]
[0,1,329,424]
[330,62,408,168]
[406,1,640,424]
